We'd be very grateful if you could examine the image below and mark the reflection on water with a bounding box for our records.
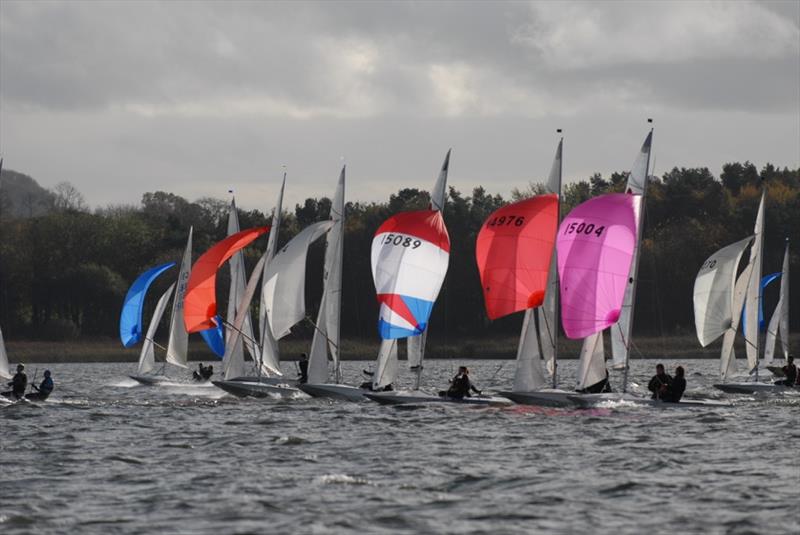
[1,359,797,534]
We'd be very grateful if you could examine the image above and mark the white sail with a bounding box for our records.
[165,227,192,368]
[223,253,274,379]
[720,262,754,380]
[259,175,286,372]
[576,331,606,391]
[693,236,754,346]
[373,339,399,389]
[263,221,334,339]
[407,150,450,376]
[137,283,176,375]
[307,167,346,384]
[512,309,548,391]
[610,131,653,370]
[225,199,259,376]
[764,240,790,363]
[743,192,765,372]
[0,326,10,380]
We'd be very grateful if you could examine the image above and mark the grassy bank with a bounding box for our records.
[5,333,796,363]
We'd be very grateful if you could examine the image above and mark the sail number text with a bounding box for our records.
[381,234,422,249]
[563,221,606,237]
[486,215,525,227]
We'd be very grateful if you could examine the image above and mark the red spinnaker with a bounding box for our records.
[183,226,269,333]
[476,195,558,320]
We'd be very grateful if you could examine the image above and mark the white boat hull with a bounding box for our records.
[298,383,368,402]
[212,380,304,398]
[713,382,798,395]
[568,393,732,409]
[364,391,511,406]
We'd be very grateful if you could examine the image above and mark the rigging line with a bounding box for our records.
[303,316,340,351]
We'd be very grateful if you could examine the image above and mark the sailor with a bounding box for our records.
[775,356,797,386]
[2,364,28,400]
[647,363,672,400]
[193,363,205,381]
[441,366,482,399]
[297,353,309,384]
[26,370,54,402]
[202,365,213,380]
[662,366,686,403]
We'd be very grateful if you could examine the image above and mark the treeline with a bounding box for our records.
[0,161,797,344]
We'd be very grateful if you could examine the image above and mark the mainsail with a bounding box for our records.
[557,193,639,340]
[259,174,286,373]
[743,192,765,373]
[308,166,346,384]
[120,262,176,347]
[136,282,176,375]
[165,228,193,368]
[184,226,269,333]
[0,326,10,380]
[764,240,790,363]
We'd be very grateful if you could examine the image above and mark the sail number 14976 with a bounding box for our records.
[563,221,606,237]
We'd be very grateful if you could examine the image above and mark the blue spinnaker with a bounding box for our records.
[199,317,226,357]
[120,263,176,347]
[741,272,781,334]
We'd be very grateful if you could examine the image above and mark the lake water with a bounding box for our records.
[1,358,797,534]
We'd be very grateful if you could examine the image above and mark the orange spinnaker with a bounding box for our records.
[183,226,269,333]
[475,195,558,320]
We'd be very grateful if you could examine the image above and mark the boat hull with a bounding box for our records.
[364,391,511,406]
[212,380,304,398]
[298,383,368,402]
[498,389,577,408]
[225,376,298,386]
[568,393,732,409]
[713,382,797,395]
[129,374,172,386]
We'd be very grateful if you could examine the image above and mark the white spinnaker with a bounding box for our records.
[259,175,286,372]
[513,309,548,391]
[576,331,606,390]
[693,236,754,347]
[264,221,334,339]
[610,131,653,370]
[398,150,450,373]
[720,263,754,380]
[515,139,562,391]
[0,326,10,380]
[764,240,790,363]
[373,339,399,389]
[223,254,274,380]
[744,192,765,372]
[165,227,192,368]
[137,283,176,375]
[225,199,259,377]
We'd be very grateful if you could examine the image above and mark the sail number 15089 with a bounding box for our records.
[563,221,606,237]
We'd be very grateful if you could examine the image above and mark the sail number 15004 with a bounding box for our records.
[563,221,606,237]
[381,234,422,249]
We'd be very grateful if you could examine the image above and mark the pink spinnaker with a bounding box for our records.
[557,193,639,339]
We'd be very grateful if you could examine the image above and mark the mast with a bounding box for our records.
[259,172,286,376]
[615,124,653,393]
[548,131,563,388]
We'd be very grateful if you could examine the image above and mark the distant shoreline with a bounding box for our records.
[6,334,795,363]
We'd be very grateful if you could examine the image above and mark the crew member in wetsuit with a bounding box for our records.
[662,366,686,403]
[298,353,309,384]
[441,366,482,399]
[775,356,797,386]
[26,370,54,401]
[2,364,28,400]
[647,363,672,400]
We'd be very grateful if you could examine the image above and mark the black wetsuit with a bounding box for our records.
[446,374,481,400]
[662,376,686,403]
[26,377,54,401]
[2,371,27,399]
[298,360,309,384]
[781,363,797,386]
[648,373,672,400]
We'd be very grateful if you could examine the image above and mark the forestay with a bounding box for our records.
[263,221,334,339]
[557,193,639,339]
[371,210,450,339]
[120,262,176,348]
[693,236,754,347]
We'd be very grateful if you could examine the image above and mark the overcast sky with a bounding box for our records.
[1,0,798,211]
